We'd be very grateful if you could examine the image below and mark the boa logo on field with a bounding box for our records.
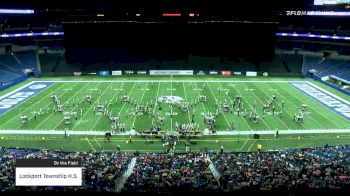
[158,96,184,104]
[29,84,47,90]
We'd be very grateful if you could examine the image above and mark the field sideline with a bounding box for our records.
[0,76,349,152]
[1,133,350,153]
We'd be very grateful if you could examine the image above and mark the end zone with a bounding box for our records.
[0,82,55,116]
[289,81,350,122]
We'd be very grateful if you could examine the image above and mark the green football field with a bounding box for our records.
[0,76,349,152]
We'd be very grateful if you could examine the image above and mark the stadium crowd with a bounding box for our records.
[122,152,220,192]
[211,145,350,191]
[1,145,350,192]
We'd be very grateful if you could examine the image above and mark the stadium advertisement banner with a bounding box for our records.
[137,71,147,75]
[221,71,231,76]
[149,70,193,75]
[73,72,81,76]
[99,71,109,76]
[124,70,135,75]
[234,72,243,76]
[246,71,258,77]
[196,70,206,75]
[209,71,219,75]
[111,71,122,76]
[290,82,350,121]
[0,82,54,116]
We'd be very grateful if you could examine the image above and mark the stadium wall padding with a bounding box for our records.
[313,75,350,96]
[0,75,28,91]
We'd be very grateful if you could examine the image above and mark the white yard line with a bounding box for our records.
[262,83,323,129]
[34,82,93,130]
[87,140,96,151]
[242,82,289,130]
[182,82,192,122]
[247,140,256,152]
[206,82,232,129]
[13,83,79,129]
[117,83,137,116]
[4,79,348,134]
[217,82,252,131]
[94,135,102,149]
[151,82,161,126]
[130,82,148,130]
[71,83,111,130]
[239,138,250,151]
[194,82,207,113]
[228,83,272,130]
[0,82,70,128]
[89,82,118,131]
[171,81,173,131]
[191,82,210,131]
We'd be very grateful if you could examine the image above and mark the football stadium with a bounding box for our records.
[1,0,350,193]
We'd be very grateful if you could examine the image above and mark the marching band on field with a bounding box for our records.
[19,85,309,152]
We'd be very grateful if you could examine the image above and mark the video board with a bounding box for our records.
[314,0,350,5]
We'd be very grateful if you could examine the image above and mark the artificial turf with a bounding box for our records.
[0,76,349,152]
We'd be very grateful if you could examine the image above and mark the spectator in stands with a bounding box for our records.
[123,153,219,192]
[2,145,350,192]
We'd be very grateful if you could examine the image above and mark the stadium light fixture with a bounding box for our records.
[0,32,64,38]
[0,9,34,14]
[276,32,350,41]
[1,30,349,42]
